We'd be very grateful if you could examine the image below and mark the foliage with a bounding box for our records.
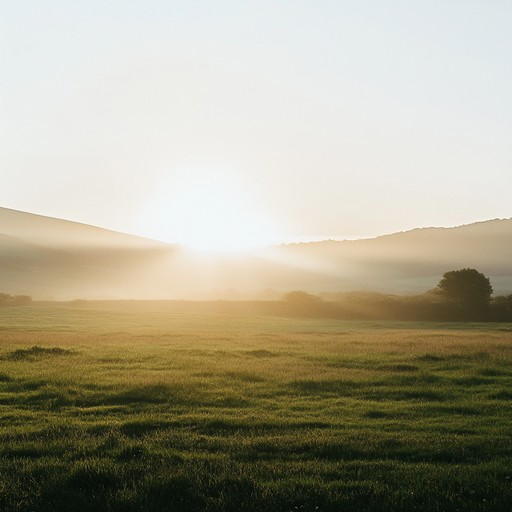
[0,293,32,306]
[490,294,512,321]
[281,269,504,322]
[437,268,493,313]
[0,304,512,511]
[283,290,323,304]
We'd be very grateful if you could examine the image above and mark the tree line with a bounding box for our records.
[0,293,32,306]
[2,268,512,321]
[283,268,512,322]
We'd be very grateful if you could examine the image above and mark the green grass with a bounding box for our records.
[1,303,512,511]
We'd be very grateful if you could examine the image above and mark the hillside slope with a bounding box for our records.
[0,208,176,298]
[1,208,512,298]
[269,219,512,294]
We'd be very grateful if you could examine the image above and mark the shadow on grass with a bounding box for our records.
[224,371,266,383]
[417,351,490,363]
[290,379,363,394]
[4,346,74,361]
[1,378,202,409]
[120,420,176,438]
[377,364,420,372]
[242,349,278,358]
[289,377,450,401]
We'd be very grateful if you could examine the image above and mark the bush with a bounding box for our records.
[0,293,32,306]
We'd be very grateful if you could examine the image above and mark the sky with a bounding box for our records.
[1,1,511,250]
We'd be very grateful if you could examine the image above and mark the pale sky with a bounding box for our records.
[1,1,511,249]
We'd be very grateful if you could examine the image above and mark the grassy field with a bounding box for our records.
[1,302,512,511]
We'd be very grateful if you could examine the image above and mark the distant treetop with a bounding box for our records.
[437,268,493,310]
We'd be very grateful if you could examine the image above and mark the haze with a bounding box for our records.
[1,2,511,249]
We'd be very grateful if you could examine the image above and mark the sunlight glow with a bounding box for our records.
[141,169,279,251]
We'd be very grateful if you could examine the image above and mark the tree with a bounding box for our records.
[0,293,32,306]
[437,268,493,319]
[490,294,512,321]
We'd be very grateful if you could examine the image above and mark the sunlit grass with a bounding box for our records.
[1,303,512,511]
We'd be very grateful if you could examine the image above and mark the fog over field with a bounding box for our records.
[2,207,512,300]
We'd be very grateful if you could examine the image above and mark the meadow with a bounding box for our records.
[1,302,512,511]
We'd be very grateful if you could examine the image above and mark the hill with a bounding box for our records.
[0,207,175,299]
[270,219,512,294]
[1,207,512,299]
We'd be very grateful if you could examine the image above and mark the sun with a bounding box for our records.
[142,170,279,251]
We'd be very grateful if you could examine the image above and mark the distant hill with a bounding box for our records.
[1,207,512,299]
[269,219,512,295]
[0,207,175,299]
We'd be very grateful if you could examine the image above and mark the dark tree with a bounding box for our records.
[437,268,493,319]
[490,294,512,321]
